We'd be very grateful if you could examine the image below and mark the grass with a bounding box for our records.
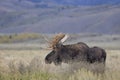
[0,49,120,80]
[0,34,120,80]
[69,69,120,80]
[0,33,41,43]
[0,71,58,80]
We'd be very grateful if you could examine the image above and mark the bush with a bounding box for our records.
[0,33,41,43]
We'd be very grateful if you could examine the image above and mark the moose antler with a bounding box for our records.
[61,34,68,43]
[49,33,68,49]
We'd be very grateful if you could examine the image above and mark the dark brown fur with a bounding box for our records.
[45,45,106,66]
[45,42,89,65]
[45,33,106,65]
[87,46,106,64]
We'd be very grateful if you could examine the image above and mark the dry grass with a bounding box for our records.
[0,49,120,80]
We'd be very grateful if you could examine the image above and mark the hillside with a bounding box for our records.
[29,0,120,5]
[0,0,120,34]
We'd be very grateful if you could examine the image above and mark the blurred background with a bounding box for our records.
[0,1,120,80]
[0,0,120,50]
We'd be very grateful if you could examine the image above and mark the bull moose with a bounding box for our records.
[45,33,106,66]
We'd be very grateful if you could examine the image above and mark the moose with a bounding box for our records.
[45,33,106,66]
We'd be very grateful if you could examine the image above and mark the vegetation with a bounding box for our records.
[0,33,41,43]
[0,68,120,80]
[0,34,120,80]
[0,50,120,80]
[0,72,58,80]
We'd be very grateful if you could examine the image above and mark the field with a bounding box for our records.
[0,34,120,80]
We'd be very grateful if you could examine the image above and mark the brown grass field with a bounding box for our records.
[0,34,120,80]
[0,49,120,80]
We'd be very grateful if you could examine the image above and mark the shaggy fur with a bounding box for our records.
[45,42,89,65]
[87,46,106,63]
[45,34,106,66]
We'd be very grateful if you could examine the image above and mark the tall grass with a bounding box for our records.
[0,50,120,80]
[0,71,58,80]
[69,68,120,80]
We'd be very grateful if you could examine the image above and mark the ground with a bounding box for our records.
[0,34,120,80]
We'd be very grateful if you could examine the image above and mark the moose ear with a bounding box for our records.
[60,34,69,43]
